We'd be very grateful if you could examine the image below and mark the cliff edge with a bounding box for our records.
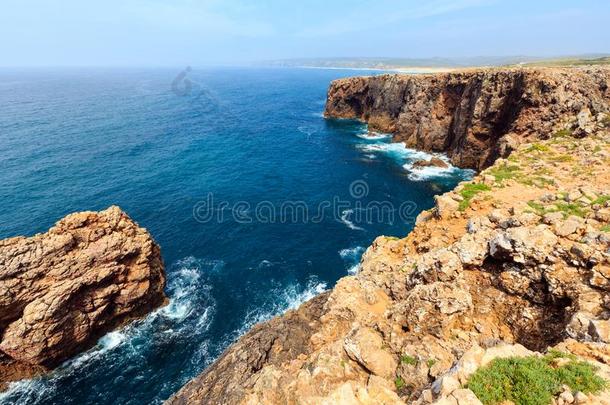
[324,67,610,170]
[167,67,610,404]
[0,206,167,388]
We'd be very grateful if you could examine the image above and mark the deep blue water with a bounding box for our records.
[0,67,471,404]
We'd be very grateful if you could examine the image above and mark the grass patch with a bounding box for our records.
[488,164,521,183]
[400,355,417,366]
[552,128,573,138]
[394,376,406,390]
[554,202,587,218]
[526,200,588,218]
[525,143,551,153]
[459,183,492,211]
[602,225,610,233]
[427,358,437,368]
[467,354,607,405]
[526,201,550,216]
[547,154,573,163]
[591,195,610,206]
[518,176,555,188]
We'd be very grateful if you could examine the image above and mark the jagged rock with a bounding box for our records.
[589,320,610,343]
[450,389,483,405]
[0,206,166,385]
[489,225,558,264]
[554,216,585,237]
[435,195,460,219]
[413,157,449,169]
[344,327,397,379]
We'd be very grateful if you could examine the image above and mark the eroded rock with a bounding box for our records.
[0,206,166,385]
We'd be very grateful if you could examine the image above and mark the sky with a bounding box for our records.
[1,0,609,67]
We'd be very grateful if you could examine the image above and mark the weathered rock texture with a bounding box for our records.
[324,67,610,169]
[168,69,610,404]
[0,206,166,386]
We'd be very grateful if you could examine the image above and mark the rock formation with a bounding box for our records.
[0,206,167,387]
[324,67,610,170]
[168,68,610,405]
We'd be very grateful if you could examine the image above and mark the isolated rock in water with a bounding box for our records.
[412,157,449,169]
[0,206,166,378]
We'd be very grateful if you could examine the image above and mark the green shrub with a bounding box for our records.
[400,355,417,366]
[394,376,406,390]
[467,354,607,405]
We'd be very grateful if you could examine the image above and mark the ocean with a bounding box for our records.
[0,67,472,404]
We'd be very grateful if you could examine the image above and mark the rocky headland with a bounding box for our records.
[168,67,610,404]
[0,206,167,388]
[324,67,610,170]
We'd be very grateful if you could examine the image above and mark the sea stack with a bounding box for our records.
[0,206,167,387]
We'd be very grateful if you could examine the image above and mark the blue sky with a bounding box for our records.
[1,0,609,66]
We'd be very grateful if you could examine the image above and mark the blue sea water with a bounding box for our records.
[0,67,472,404]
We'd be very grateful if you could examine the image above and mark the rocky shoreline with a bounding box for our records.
[167,67,610,404]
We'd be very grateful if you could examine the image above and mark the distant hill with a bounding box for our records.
[261,54,610,69]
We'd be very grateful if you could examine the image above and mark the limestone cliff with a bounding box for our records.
[168,68,610,405]
[324,67,610,169]
[0,206,167,387]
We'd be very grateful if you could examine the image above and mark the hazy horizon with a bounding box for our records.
[1,0,609,67]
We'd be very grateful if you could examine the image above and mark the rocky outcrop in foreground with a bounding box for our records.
[168,72,610,404]
[325,67,610,170]
[0,206,166,387]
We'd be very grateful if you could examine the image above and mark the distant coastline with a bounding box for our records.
[295,65,455,74]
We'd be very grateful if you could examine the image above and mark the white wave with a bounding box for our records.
[356,132,392,141]
[347,264,360,274]
[339,209,364,231]
[357,142,411,161]
[339,246,365,275]
[339,246,365,259]
[357,140,474,182]
[232,279,328,339]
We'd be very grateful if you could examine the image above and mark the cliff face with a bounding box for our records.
[0,206,167,387]
[168,68,610,405]
[324,67,610,169]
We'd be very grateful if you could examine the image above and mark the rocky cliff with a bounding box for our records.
[168,68,610,405]
[0,206,167,388]
[324,67,610,170]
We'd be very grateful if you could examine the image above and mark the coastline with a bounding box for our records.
[167,66,610,404]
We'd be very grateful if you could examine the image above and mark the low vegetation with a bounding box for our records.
[467,353,607,405]
[400,355,417,366]
[459,183,491,211]
[488,163,521,183]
